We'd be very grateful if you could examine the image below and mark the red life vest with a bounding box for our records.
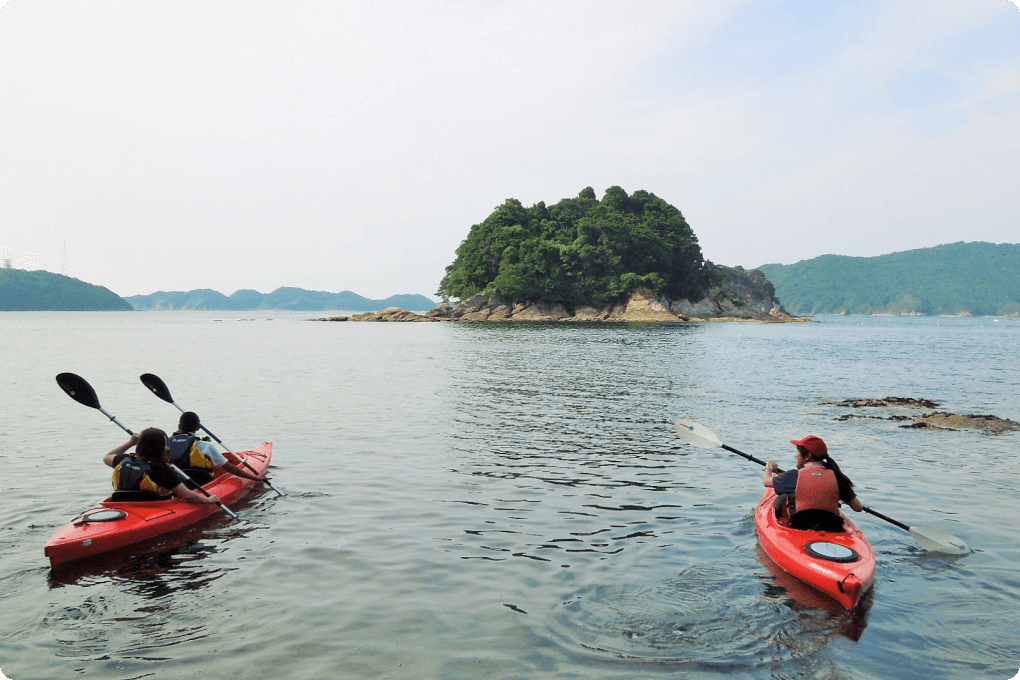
[794,462,840,515]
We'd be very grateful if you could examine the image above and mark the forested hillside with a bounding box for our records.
[438,186,711,306]
[0,269,132,311]
[758,242,1020,316]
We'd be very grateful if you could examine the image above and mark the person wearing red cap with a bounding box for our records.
[763,434,863,530]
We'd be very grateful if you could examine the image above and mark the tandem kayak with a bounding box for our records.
[45,442,272,568]
[755,487,876,610]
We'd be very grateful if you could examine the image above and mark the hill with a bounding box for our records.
[757,242,1020,316]
[438,186,711,307]
[126,287,437,312]
[0,269,133,311]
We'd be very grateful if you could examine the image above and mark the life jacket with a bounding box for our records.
[168,433,215,469]
[112,455,161,494]
[794,462,840,515]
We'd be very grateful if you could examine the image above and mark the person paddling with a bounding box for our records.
[104,427,222,505]
[763,435,863,531]
[168,411,267,485]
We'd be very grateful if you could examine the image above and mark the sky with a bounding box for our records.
[1,0,1018,300]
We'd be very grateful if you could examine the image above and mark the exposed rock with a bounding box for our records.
[909,412,1020,434]
[830,397,1019,434]
[450,293,489,319]
[832,397,942,409]
[509,302,571,322]
[350,307,437,322]
[459,308,492,322]
[425,304,454,319]
[566,304,611,321]
[487,305,512,321]
[312,316,350,322]
[611,294,684,322]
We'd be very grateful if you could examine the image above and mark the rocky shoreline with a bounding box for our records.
[312,292,799,323]
[313,266,803,324]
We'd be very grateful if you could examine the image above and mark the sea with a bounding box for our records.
[0,311,1018,680]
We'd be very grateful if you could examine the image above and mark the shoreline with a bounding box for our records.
[313,292,807,324]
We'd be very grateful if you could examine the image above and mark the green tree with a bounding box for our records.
[437,187,711,306]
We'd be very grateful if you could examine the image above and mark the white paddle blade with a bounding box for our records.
[910,526,970,554]
[674,419,724,449]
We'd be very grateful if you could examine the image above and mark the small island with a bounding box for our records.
[323,186,795,323]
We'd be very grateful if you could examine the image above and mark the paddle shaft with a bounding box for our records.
[183,406,284,496]
[722,438,930,538]
[58,376,238,520]
[722,444,784,474]
[861,506,910,531]
[96,405,135,438]
[141,374,284,496]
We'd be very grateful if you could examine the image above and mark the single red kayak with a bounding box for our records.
[45,442,272,568]
[755,487,875,610]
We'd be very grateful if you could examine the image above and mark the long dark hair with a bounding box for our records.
[799,446,855,491]
[135,427,168,462]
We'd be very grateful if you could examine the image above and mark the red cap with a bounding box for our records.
[791,435,827,457]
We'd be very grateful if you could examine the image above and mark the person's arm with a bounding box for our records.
[847,497,864,512]
[170,482,221,505]
[763,460,779,487]
[200,439,266,482]
[104,434,139,467]
[220,461,267,482]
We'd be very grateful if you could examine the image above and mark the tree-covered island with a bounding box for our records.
[437,186,713,307]
[358,186,791,323]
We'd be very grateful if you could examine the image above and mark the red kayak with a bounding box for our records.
[45,442,272,568]
[755,487,875,610]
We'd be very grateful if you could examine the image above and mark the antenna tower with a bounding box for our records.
[62,240,68,276]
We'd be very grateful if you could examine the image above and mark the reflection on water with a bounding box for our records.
[755,545,872,641]
[549,555,861,671]
[40,490,276,676]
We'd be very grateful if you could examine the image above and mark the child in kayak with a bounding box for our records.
[104,427,222,505]
[763,435,863,530]
[168,412,267,485]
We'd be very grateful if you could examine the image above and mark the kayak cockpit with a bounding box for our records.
[773,493,846,533]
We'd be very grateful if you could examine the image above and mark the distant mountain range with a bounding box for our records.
[757,242,1020,316]
[125,287,438,312]
[5,241,1016,316]
[0,269,132,311]
[0,268,436,312]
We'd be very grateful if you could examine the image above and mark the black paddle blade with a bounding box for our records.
[56,373,102,409]
[140,373,174,403]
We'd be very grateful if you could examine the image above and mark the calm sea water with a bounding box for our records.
[1,311,1018,680]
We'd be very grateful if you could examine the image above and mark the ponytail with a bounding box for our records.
[817,454,854,491]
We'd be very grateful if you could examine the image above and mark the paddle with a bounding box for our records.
[55,372,239,520]
[674,418,970,555]
[139,373,285,496]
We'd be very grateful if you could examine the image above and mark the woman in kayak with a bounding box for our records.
[103,427,222,505]
[763,435,863,530]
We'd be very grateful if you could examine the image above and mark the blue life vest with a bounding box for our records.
[112,455,160,493]
[168,433,215,469]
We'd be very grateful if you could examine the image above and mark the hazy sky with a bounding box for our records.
[2,0,1018,299]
